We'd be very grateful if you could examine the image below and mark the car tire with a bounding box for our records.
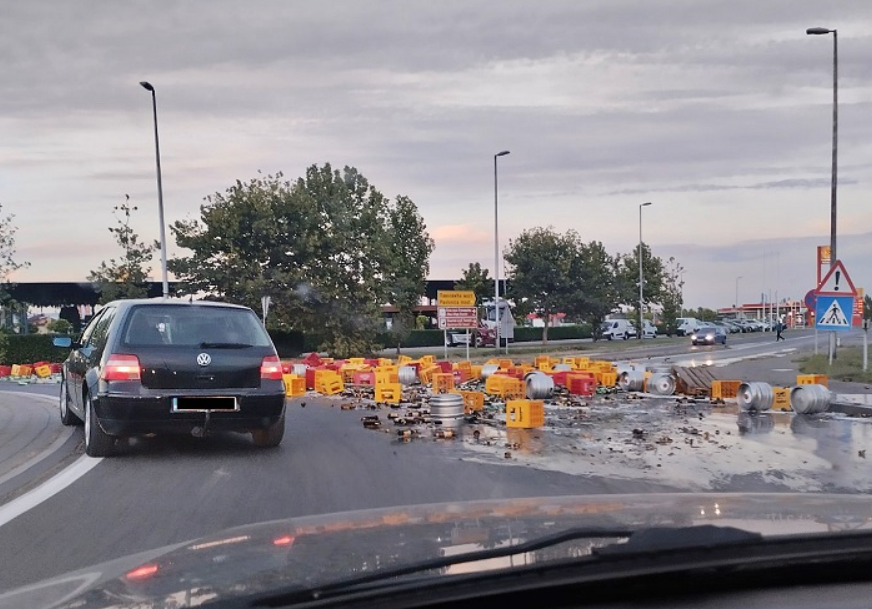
[59,376,81,426]
[474,336,484,348]
[623,333,629,340]
[606,335,613,341]
[84,392,115,457]
[252,412,285,448]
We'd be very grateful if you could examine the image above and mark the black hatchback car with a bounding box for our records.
[53,299,287,457]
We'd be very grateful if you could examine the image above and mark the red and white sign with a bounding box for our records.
[816,260,857,296]
[437,307,478,330]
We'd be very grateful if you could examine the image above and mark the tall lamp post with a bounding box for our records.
[139,81,169,299]
[638,202,652,339]
[806,26,838,362]
[493,150,510,353]
[805,26,838,266]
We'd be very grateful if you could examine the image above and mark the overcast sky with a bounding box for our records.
[2,1,871,309]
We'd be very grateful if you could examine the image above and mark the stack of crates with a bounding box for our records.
[566,373,596,396]
[534,355,553,371]
[397,355,413,366]
[314,370,344,395]
[352,371,376,386]
[498,358,514,370]
[797,374,828,388]
[469,364,483,380]
[506,399,545,428]
[711,380,742,400]
[282,374,306,397]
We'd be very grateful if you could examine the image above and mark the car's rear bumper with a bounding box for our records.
[93,391,286,436]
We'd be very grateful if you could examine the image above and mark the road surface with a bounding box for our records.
[0,328,868,593]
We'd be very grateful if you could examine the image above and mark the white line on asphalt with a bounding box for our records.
[0,391,75,487]
[0,456,102,530]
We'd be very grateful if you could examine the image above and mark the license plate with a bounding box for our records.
[172,397,239,412]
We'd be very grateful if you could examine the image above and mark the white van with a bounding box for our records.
[641,320,658,339]
[676,317,702,337]
[598,319,637,341]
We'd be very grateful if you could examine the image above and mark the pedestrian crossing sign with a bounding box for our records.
[816,295,854,331]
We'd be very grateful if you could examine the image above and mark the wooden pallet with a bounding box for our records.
[674,366,718,397]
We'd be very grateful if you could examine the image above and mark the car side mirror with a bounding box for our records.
[53,336,75,349]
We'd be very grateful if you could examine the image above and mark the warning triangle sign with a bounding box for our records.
[816,260,857,296]
[818,299,851,327]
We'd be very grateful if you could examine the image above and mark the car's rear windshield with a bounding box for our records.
[120,305,273,348]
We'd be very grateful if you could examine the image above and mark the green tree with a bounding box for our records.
[615,243,665,312]
[384,196,434,353]
[864,294,872,322]
[659,257,685,336]
[504,227,577,343]
[87,200,156,304]
[454,262,493,304]
[47,318,74,334]
[170,164,432,358]
[560,239,618,337]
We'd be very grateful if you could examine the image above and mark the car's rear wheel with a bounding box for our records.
[252,412,285,448]
[59,376,81,426]
[84,392,116,457]
[474,335,484,348]
[623,333,629,340]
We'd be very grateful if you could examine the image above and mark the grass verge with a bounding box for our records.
[796,347,872,383]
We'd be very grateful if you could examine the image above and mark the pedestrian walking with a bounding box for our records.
[775,319,785,341]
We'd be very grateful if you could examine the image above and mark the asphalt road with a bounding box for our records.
[0,327,865,594]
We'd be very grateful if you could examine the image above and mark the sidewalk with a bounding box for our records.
[0,390,75,499]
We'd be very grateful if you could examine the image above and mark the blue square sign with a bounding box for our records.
[816,295,854,331]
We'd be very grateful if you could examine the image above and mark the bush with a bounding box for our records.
[514,324,591,342]
[4,334,74,365]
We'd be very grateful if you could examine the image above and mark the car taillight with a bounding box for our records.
[102,354,141,381]
[126,563,159,580]
[261,355,283,381]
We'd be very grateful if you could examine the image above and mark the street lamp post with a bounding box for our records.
[806,26,838,266]
[806,26,838,363]
[139,81,169,299]
[494,150,510,354]
[638,202,652,339]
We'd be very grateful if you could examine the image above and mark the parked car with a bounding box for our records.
[690,324,727,346]
[598,319,637,340]
[53,299,287,457]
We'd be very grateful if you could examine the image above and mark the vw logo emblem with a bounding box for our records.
[197,353,212,367]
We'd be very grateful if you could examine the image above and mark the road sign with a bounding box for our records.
[437,306,478,330]
[854,287,865,327]
[804,289,817,312]
[816,260,857,296]
[437,290,475,307]
[816,295,854,331]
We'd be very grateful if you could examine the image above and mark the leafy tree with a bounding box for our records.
[384,196,434,353]
[87,200,156,304]
[504,227,577,343]
[48,318,74,334]
[682,306,718,321]
[564,239,617,334]
[170,164,432,358]
[659,257,685,335]
[864,294,872,322]
[454,262,493,304]
[615,243,665,314]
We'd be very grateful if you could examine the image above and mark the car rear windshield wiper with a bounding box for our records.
[198,342,254,349]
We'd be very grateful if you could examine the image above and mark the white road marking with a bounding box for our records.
[0,392,73,488]
[0,456,102,529]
